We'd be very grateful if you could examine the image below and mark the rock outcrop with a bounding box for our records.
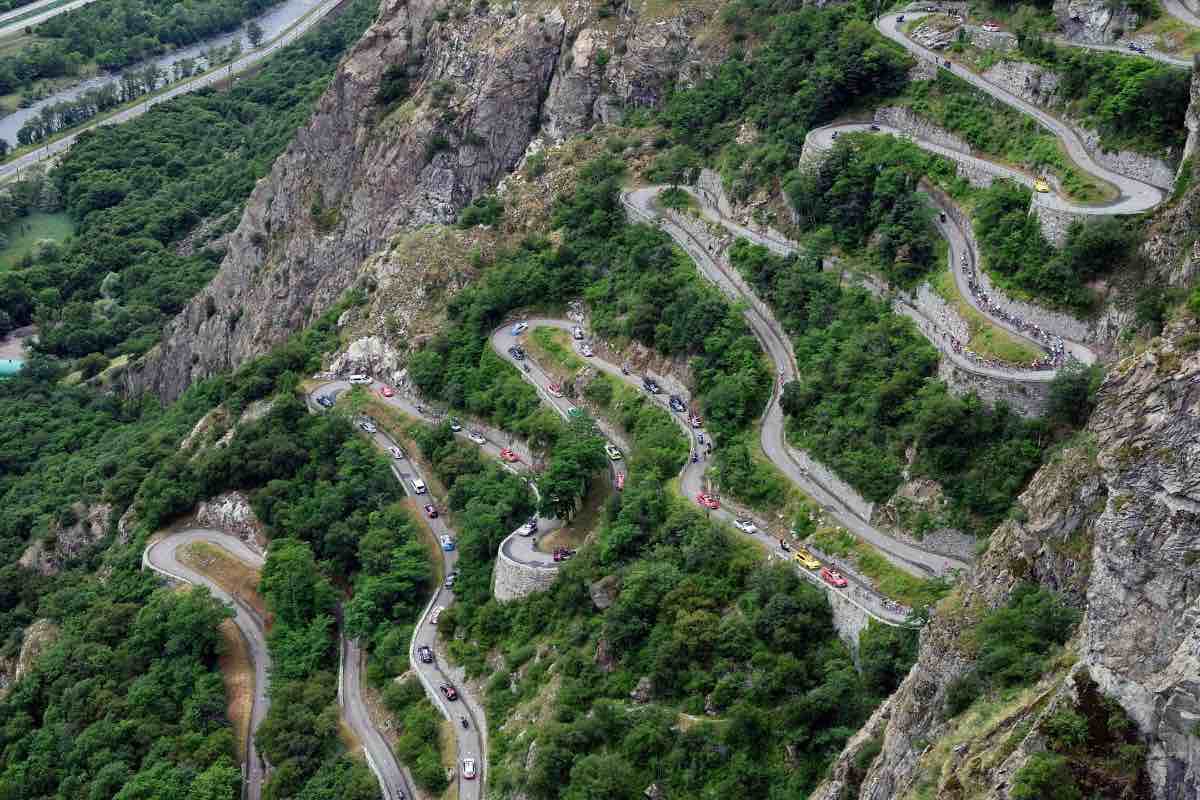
[124,0,725,403]
[0,619,60,700]
[18,502,112,576]
[813,319,1200,800]
[1054,0,1142,44]
[195,491,267,553]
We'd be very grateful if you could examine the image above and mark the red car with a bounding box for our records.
[548,383,564,398]
[615,472,625,491]
[553,548,576,562]
[695,492,720,510]
[424,504,438,518]
[378,385,394,398]
[820,567,848,588]
[440,684,458,701]
[499,448,521,463]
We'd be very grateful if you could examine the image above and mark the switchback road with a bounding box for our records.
[143,529,271,800]
[622,187,972,579]
[877,12,1166,212]
[490,318,915,626]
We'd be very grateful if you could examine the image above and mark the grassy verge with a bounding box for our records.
[215,618,254,764]
[929,265,1044,365]
[528,326,584,373]
[178,540,267,619]
[810,527,950,608]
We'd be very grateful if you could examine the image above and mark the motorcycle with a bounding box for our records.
[691,452,698,463]
[461,716,469,729]
[621,364,630,375]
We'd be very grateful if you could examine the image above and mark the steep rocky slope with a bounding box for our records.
[124,0,726,402]
[814,319,1200,800]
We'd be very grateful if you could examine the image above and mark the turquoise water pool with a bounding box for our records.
[0,358,23,377]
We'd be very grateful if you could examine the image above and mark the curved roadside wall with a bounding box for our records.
[492,543,558,602]
[923,181,1098,344]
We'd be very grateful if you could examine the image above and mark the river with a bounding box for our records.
[0,0,324,146]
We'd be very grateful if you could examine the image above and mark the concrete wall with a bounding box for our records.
[492,545,559,602]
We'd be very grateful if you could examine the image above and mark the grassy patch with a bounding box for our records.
[930,265,1044,365]
[810,527,951,608]
[529,326,584,373]
[215,618,254,764]
[178,540,267,620]
[540,475,607,551]
[0,211,73,270]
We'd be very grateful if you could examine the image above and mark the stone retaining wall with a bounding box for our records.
[1029,199,1087,247]
[937,359,1051,415]
[492,544,559,601]
[873,106,972,155]
[786,446,877,521]
[926,181,1098,344]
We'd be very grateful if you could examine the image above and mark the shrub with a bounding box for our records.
[1011,753,1081,800]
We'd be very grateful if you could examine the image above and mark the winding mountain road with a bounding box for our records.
[491,319,917,626]
[878,12,1167,211]
[142,530,271,800]
[309,380,547,800]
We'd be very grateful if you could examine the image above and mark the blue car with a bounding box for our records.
[511,322,528,336]
[440,535,456,552]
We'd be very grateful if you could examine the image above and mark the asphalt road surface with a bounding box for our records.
[878,12,1167,213]
[143,530,271,800]
[622,186,972,579]
[491,319,914,626]
[309,381,496,800]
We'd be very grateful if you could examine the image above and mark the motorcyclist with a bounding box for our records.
[460,716,469,729]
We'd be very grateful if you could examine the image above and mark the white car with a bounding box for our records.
[734,518,757,533]
[572,326,584,340]
[359,420,377,434]
[604,443,623,461]
[462,758,477,780]
[430,606,444,625]
[581,344,594,357]
[468,431,487,445]
[348,374,372,385]
[388,446,404,459]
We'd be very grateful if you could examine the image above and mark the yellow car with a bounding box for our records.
[793,548,821,570]
[1033,177,1051,193]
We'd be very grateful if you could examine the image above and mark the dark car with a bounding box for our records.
[440,683,459,701]
[642,377,661,394]
[869,123,880,131]
[316,395,334,408]
[668,395,687,413]
[418,645,434,664]
[508,346,526,361]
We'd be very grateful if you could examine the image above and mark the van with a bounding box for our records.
[411,478,427,494]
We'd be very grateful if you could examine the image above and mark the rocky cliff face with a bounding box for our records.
[18,502,112,576]
[1054,0,1142,44]
[124,0,724,403]
[813,319,1200,800]
[0,619,60,700]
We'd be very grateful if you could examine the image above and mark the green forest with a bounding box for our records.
[0,0,375,363]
